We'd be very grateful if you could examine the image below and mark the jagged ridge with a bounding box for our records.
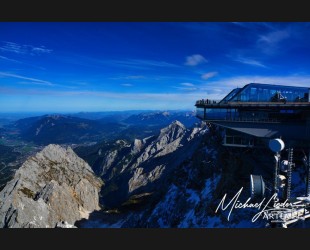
[86,120,208,208]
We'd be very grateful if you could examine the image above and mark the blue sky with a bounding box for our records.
[0,22,310,112]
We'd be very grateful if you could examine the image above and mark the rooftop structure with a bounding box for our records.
[195,83,310,148]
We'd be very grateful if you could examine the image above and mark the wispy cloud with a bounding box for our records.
[0,72,54,86]
[122,75,144,79]
[173,87,198,91]
[257,29,290,55]
[0,41,52,55]
[111,59,179,69]
[59,53,180,71]
[173,83,197,91]
[258,30,290,45]
[31,47,52,54]
[0,55,22,63]
[184,54,208,66]
[16,81,55,87]
[201,72,218,80]
[0,54,46,70]
[233,56,266,68]
[111,75,145,80]
[121,83,133,87]
[180,82,195,87]
[231,22,277,31]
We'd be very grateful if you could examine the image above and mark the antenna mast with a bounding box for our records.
[286,148,293,200]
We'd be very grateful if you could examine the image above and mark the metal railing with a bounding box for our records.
[195,114,281,123]
[195,99,220,105]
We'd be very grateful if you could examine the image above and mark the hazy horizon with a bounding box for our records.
[0,109,195,114]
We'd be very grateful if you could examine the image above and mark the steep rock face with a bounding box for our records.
[0,144,103,228]
[97,121,208,208]
[131,121,187,167]
[126,121,206,194]
[128,165,165,193]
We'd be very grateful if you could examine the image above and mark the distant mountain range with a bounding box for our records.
[68,110,148,122]
[123,111,198,128]
[12,114,125,145]
[2,111,199,146]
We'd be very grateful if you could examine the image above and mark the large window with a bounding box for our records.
[196,107,205,119]
[219,88,241,103]
[205,109,227,120]
[229,83,309,103]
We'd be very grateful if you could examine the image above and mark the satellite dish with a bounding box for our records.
[269,138,285,153]
[250,175,266,199]
[281,160,289,172]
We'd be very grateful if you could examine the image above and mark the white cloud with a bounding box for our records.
[112,59,179,69]
[258,30,290,45]
[231,22,276,31]
[112,75,145,80]
[257,30,290,55]
[180,82,195,87]
[0,41,52,55]
[0,72,54,86]
[233,56,266,68]
[124,75,144,79]
[121,83,133,87]
[173,87,198,91]
[31,46,53,54]
[0,42,24,54]
[171,82,198,91]
[185,54,208,66]
[201,72,218,80]
[0,55,21,63]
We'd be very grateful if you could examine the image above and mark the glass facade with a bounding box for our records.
[219,87,240,104]
[228,83,309,103]
[223,129,265,147]
[195,83,310,122]
[196,107,205,119]
[196,106,304,122]
[205,109,227,119]
[196,108,228,120]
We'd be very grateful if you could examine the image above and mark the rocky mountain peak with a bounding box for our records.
[0,144,103,228]
[161,120,186,132]
[156,120,186,150]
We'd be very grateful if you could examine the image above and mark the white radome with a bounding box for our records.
[269,138,285,153]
